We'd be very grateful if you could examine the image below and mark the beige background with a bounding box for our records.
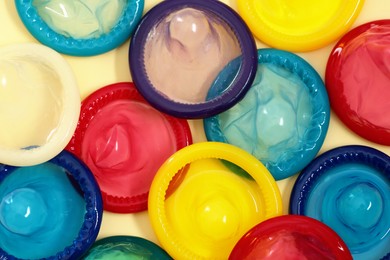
[1,0,389,246]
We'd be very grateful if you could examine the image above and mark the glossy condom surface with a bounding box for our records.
[204,49,330,180]
[290,145,390,260]
[237,0,365,52]
[0,150,103,259]
[0,43,79,166]
[67,82,192,213]
[229,215,352,260]
[82,236,172,259]
[130,0,257,118]
[148,142,282,260]
[15,0,144,56]
[326,20,390,145]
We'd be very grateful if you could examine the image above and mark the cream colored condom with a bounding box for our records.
[0,43,80,166]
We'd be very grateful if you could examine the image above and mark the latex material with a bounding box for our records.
[0,150,103,259]
[148,142,282,260]
[4,0,390,255]
[15,0,144,56]
[290,145,390,260]
[204,49,330,180]
[32,0,126,39]
[0,43,79,166]
[129,0,257,118]
[326,20,390,145]
[83,236,172,259]
[144,7,241,103]
[229,215,352,260]
[67,82,192,213]
[0,164,85,259]
[237,0,365,52]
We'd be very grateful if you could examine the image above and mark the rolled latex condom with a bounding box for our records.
[237,0,365,52]
[67,82,192,213]
[290,145,390,260]
[15,0,145,56]
[229,215,352,260]
[0,43,80,166]
[326,20,390,145]
[82,236,172,259]
[129,0,258,118]
[148,142,282,259]
[204,48,330,180]
[0,150,103,259]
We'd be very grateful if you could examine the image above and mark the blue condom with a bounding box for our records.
[15,0,144,56]
[82,236,172,259]
[290,145,390,260]
[0,150,103,259]
[204,48,330,180]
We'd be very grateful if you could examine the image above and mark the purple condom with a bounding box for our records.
[129,0,257,119]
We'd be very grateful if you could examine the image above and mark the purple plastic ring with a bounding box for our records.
[129,0,257,119]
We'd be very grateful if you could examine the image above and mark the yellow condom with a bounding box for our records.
[237,0,365,52]
[148,142,282,260]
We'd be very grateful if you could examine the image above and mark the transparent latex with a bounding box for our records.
[218,63,313,173]
[0,57,62,150]
[81,100,177,198]
[0,163,86,259]
[144,8,241,103]
[165,158,264,259]
[306,163,390,260]
[32,0,126,39]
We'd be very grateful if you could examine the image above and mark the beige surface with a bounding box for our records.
[1,0,389,246]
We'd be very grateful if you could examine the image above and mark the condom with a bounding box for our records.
[290,145,390,260]
[0,150,102,259]
[15,0,144,56]
[229,215,352,260]
[237,0,365,52]
[82,236,172,259]
[0,43,79,166]
[67,82,192,213]
[204,48,330,180]
[129,0,257,118]
[326,20,390,145]
[148,142,282,259]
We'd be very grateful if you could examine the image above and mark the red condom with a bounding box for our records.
[326,20,390,145]
[66,82,192,213]
[229,215,352,260]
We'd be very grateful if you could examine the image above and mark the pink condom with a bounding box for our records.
[66,82,192,213]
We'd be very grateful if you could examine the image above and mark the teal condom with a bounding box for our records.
[204,48,330,180]
[82,236,172,259]
[15,0,144,56]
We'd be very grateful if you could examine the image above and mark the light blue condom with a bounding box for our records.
[204,48,330,180]
[290,145,390,260]
[0,151,103,259]
[15,0,145,56]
